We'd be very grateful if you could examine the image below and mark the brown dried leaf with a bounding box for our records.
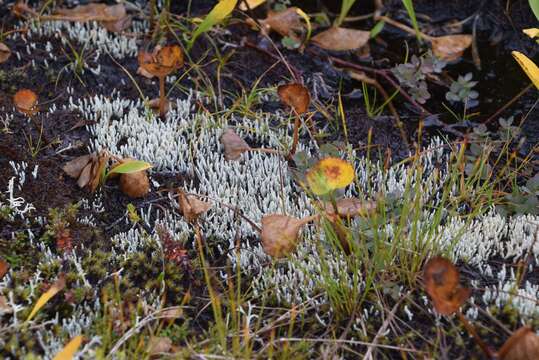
[77,162,93,189]
[138,45,184,78]
[119,171,150,198]
[54,3,126,22]
[220,128,251,161]
[177,190,212,223]
[148,98,171,114]
[430,34,472,62]
[260,7,304,38]
[101,14,132,33]
[312,27,370,51]
[0,258,9,280]
[0,42,11,63]
[147,337,172,356]
[0,295,11,313]
[423,256,471,315]
[63,154,93,179]
[323,198,376,219]
[13,89,38,115]
[88,152,109,192]
[498,326,539,360]
[260,214,311,257]
[277,83,310,115]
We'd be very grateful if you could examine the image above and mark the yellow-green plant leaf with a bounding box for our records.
[188,0,238,50]
[512,51,539,90]
[27,275,66,322]
[295,8,311,44]
[52,335,83,360]
[529,0,539,22]
[523,28,539,38]
[108,160,152,175]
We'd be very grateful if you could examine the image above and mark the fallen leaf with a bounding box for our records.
[177,189,212,223]
[54,3,126,22]
[52,335,83,360]
[13,89,38,116]
[312,27,370,51]
[512,51,539,90]
[239,0,266,11]
[0,42,11,63]
[430,34,472,62]
[260,7,304,39]
[138,45,184,78]
[306,157,355,195]
[260,214,312,257]
[101,14,132,33]
[278,83,310,115]
[498,326,539,360]
[147,337,172,356]
[27,274,66,321]
[0,258,9,280]
[423,256,471,315]
[137,65,155,79]
[88,152,109,192]
[148,98,171,114]
[63,154,93,179]
[323,197,376,219]
[220,128,251,160]
[0,295,11,313]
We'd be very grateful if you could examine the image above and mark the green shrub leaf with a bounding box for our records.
[188,0,238,50]
[109,160,152,175]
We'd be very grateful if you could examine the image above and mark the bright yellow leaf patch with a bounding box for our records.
[306,157,355,195]
[512,51,539,90]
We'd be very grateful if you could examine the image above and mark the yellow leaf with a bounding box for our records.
[523,28,539,38]
[52,335,83,360]
[188,0,238,50]
[306,157,355,195]
[239,0,266,11]
[26,274,66,322]
[512,51,539,90]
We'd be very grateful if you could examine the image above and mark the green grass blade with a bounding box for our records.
[530,0,539,22]
[187,0,238,51]
[401,0,422,41]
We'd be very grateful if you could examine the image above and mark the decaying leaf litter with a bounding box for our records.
[0,0,539,358]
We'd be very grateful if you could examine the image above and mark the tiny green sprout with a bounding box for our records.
[126,203,140,224]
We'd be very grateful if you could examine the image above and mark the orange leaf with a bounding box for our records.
[13,89,38,116]
[312,27,370,51]
[306,157,355,195]
[498,326,539,360]
[423,256,471,315]
[430,34,472,62]
[138,45,184,78]
[277,83,310,115]
[260,214,313,257]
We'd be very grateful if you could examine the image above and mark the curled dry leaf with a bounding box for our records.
[312,27,370,51]
[0,42,11,63]
[138,45,184,78]
[13,89,38,116]
[259,7,304,39]
[0,258,9,280]
[498,326,539,360]
[277,83,310,115]
[177,189,212,223]
[63,152,109,192]
[54,3,126,22]
[101,13,132,33]
[260,214,312,257]
[323,197,376,219]
[306,157,355,195]
[430,34,472,62]
[220,128,251,160]
[119,171,150,198]
[423,256,471,315]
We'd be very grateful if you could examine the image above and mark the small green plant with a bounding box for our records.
[401,0,422,41]
[335,0,358,27]
[445,72,479,108]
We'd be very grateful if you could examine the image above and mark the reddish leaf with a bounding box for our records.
[260,214,312,257]
[13,89,38,116]
[0,258,9,280]
[138,45,184,78]
[277,83,310,115]
[0,42,11,64]
[220,128,251,161]
[177,189,212,223]
[423,256,471,315]
[498,326,539,360]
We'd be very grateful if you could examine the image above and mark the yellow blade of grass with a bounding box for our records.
[52,335,83,360]
[188,0,238,50]
[512,51,539,90]
[26,274,66,322]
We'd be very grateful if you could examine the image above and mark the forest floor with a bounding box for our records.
[1,0,539,359]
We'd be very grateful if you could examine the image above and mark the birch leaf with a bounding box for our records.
[189,0,238,50]
[27,274,66,321]
[512,51,539,90]
[52,335,83,360]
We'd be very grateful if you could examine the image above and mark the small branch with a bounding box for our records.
[456,311,495,359]
[483,83,533,124]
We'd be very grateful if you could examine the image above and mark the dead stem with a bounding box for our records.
[159,75,166,118]
[456,310,495,359]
